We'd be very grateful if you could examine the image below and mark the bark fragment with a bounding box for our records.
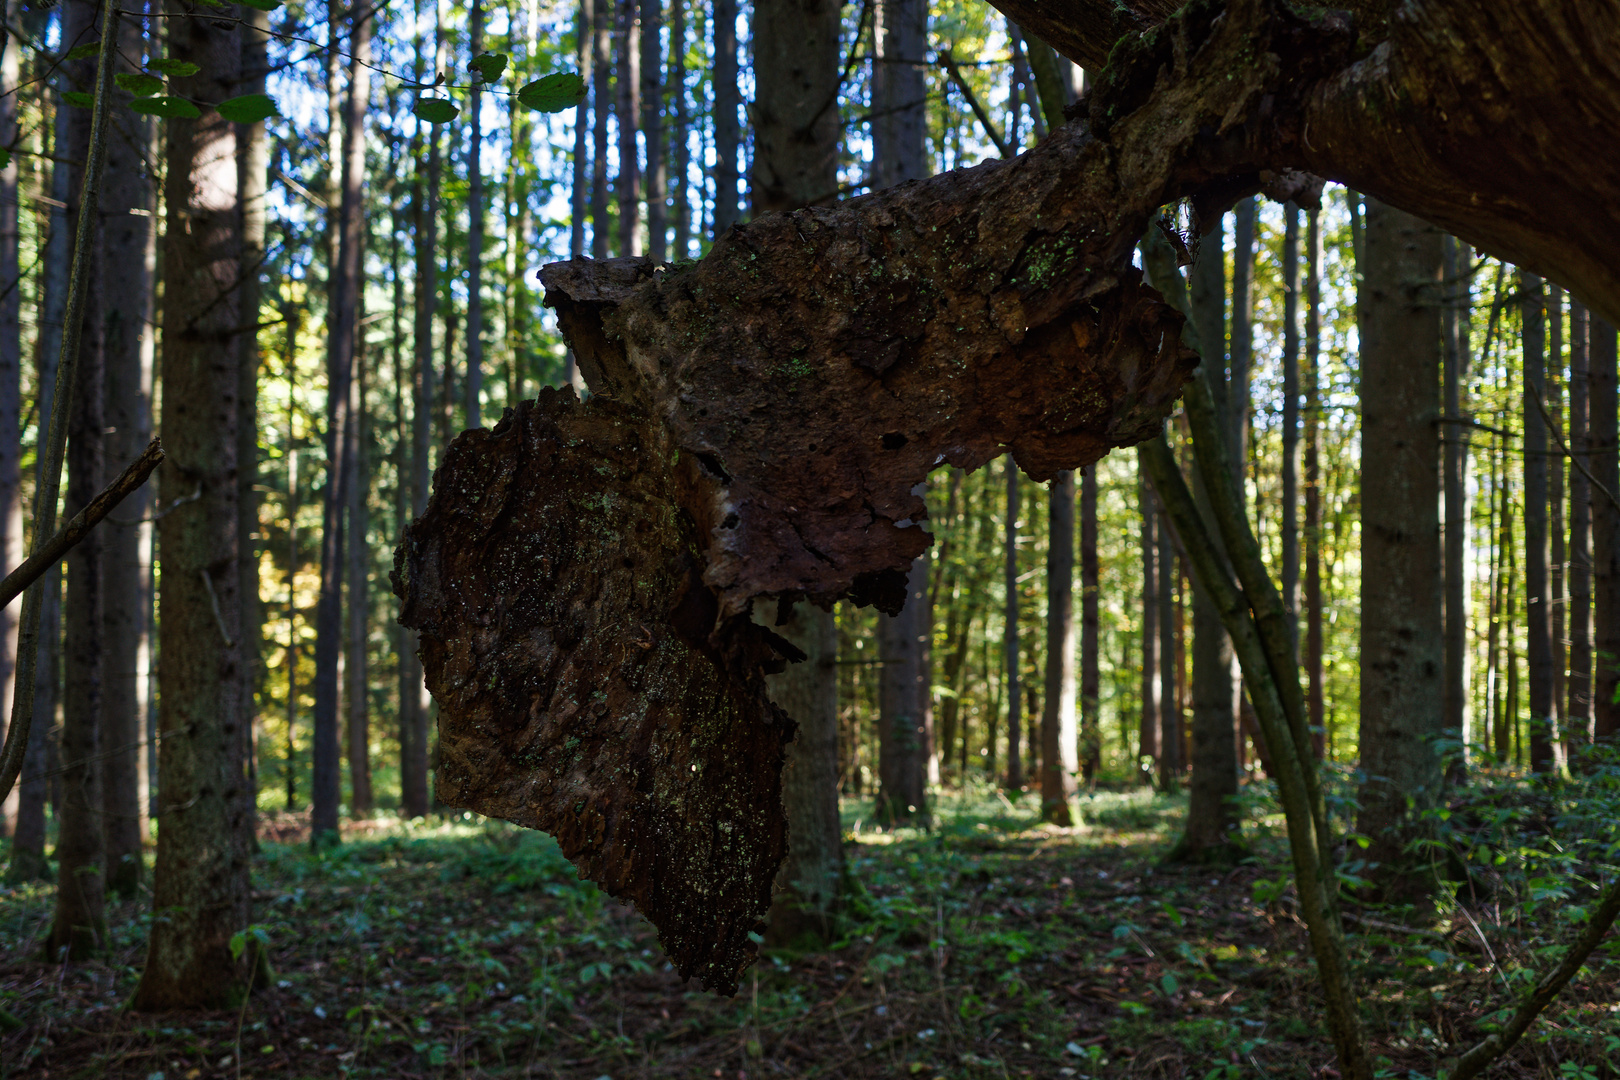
[394,391,799,993]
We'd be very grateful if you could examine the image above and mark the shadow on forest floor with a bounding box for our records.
[1,779,1616,1079]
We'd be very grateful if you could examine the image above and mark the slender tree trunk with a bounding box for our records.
[1568,300,1594,754]
[877,557,932,823]
[1442,235,1471,776]
[133,0,251,1007]
[641,0,665,261]
[615,0,642,255]
[1004,457,1022,788]
[48,0,107,959]
[1157,488,1178,789]
[872,0,927,190]
[1549,285,1565,770]
[1079,466,1099,780]
[591,0,612,256]
[1592,314,1620,742]
[345,345,371,815]
[1230,199,1255,467]
[669,0,690,258]
[712,0,738,236]
[1305,208,1325,759]
[1137,461,1159,779]
[310,7,372,846]
[1357,199,1444,900]
[98,7,157,894]
[1041,470,1076,821]
[1281,204,1300,633]
[466,0,486,427]
[1522,271,1555,773]
[571,0,592,265]
[0,0,21,836]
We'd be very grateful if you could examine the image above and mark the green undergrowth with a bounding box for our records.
[2,771,1617,1078]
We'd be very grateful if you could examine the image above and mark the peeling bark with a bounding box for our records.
[394,392,797,994]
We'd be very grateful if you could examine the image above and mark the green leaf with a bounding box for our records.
[412,97,459,124]
[468,51,507,84]
[229,930,247,961]
[129,95,202,119]
[515,72,585,113]
[147,59,201,78]
[1159,972,1180,996]
[115,72,165,96]
[237,0,284,8]
[61,91,94,109]
[0,150,10,170]
[217,93,278,123]
[64,43,102,61]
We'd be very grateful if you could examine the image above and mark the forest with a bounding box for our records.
[0,0,1618,1076]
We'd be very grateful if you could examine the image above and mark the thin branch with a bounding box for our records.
[1526,377,1620,515]
[938,49,1011,159]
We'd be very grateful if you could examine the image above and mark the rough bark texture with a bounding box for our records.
[750,0,842,214]
[1041,470,1076,821]
[133,4,251,1008]
[1356,199,1444,899]
[394,391,795,994]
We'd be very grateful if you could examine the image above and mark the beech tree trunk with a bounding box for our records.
[0,0,21,836]
[1356,199,1444,900]
[1441,235,1470,773]
[100,6,156,897]
[1522,271,1555,773]
[133,1,251,1008]
[1041,469,1076,822]
[311,8,371,845]
[1567,300,1593,752]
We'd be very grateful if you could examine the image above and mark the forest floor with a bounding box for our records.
[2,779,1616,1080]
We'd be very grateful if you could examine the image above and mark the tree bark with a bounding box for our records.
[1567,300,1593,752]
[1548,285,1565,767]
[1157,488,1179,788]
[640,0,665,261]
[133,1,251,1008]
[1305,207,1325,759]
[591,0,612,257]
[1281,204,1300,636]
[1593,315,1620,743]
[346,344,371,815]
[1137,460,1159,778]
[50,0,108,956]
[872,0,926,191]
[0,0,21,837]
[99,6,157,897]
[1079,465,1099,780]
[1004,458,1022,789]
[311,7,371,845]
[1442,235,1470,774]
[1356,198,1444,900]
[614,0,641,256]
[570,0,592,267]
[1041,469,1076,821]
[467,0,486,426]
[877,557,932,823]
[669,0,690,258]
[1522,271,1555,772]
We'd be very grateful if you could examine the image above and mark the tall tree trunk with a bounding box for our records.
[1357,199,1444,901]
[236,3,269,840]
[570,0,592,267]
[403,44,440,819]
[466,0,485,427]
[1229,198,1255,467]
[712,0,738,236]
[1568,300,1593,754]
[346,345,371,815]
[1522,271,1555,773]
[0,0,21,837]
[872,0,927,190]
[1137,460,1160,780]
[310,7,372,846]
[1157,489,1179,789]
[1305,208,1326,759]
[1004,456,1022,789]
[591,0,612,256]
[50,0,108,955]
[1079,466,1100,780]
[615,0,641,255]
[877,558,932,824]
[748,0,846,929]
[1176,234,1241,862]
[133,0,251,1007]
[669,0,690,258]
[641,0,665,261]
[1592,314,1620,743]
[101,8,158,895]
[1442,235,1471,775]
[1548,285,1565,769]
[1041,470,1076,822]
[8,94,72,885]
